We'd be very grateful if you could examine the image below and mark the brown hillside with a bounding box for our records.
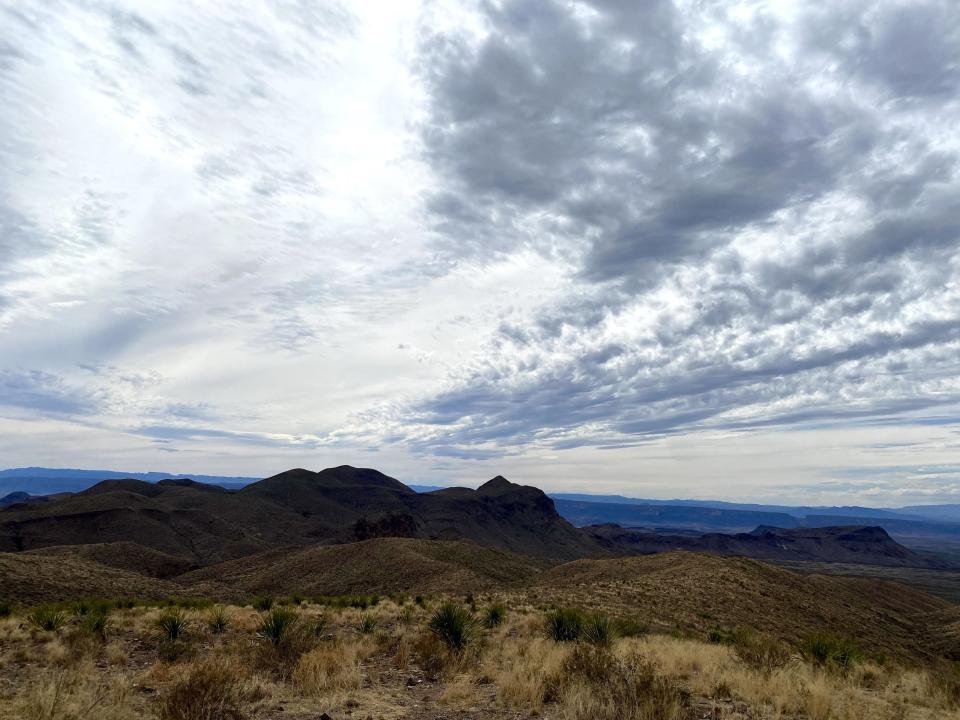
[0,551,182,604]
[178,538,545,596]
[523,551,952,661]
[26,541,197,578]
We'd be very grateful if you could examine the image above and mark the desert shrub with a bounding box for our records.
[79,611,110,641]
[294,642,364,695]
[28,606,67,632]
[16,664,140,720]
[429,603,477,653]
[581,612,616,647]
[413,631,449,679]
[707,627,728,644]
[288,593,305,606]
[251,596,273,612]
[0,599,12,617]
[927,662,960,709]
[400,606,415,625]
[113,598,136,610]
[612,617,647,638]
[158,657,262,720]
[157,609,189,642]
[545,608,584,642]
[256,607,298,646]
[311,614,328,637]
[557,647,688,720]
[732,629,792,672]
[207,606,230,634]
[357,614,377,634]
[415,595,426,607]
[800,633,862,672]
[484,604,506,629]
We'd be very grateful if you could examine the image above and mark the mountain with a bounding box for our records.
[585,523,950,568]
[0,466,596,563]
[553,498,802,532]
[0,467,260,495]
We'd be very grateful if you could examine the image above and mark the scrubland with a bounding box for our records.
[0,594,957,720]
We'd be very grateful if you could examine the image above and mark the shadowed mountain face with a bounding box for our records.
[0,466,595,563]
[585,524,950,569]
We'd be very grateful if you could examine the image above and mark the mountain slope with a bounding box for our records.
[178,538,544,596]
[0,466,597,564]
[585,523,950,568]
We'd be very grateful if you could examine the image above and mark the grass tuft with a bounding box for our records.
[801,633,862,672]
[545,607,584,642]
[257,607,299,646]
[27,606,68,632]
[429,602,477,653]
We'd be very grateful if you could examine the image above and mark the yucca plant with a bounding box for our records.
[80,611,110,641]
[207,606,229,634]
[156,609,189,642]
[257,607,298,646]
[483,604,506,629]
[357,614,377,634]
[252,595,274,612]
[801,633,862,672]
[428,602,477,653]
[27,605,67,632]
[545,607,584,642]
[582,612,616,647]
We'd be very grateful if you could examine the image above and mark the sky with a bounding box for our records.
[1,0,959,505]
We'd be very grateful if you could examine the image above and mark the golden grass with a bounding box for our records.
[0,597,958,720]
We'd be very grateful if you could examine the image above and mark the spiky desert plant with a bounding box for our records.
[27,605,67,632]
[801,633,862,672]
[252,595,274,612]
[484,604,506,629]
[582,612,616,647]
[545,607,584,642]
[80,611,111,641]
[257,607,299,646]
[428,602,477,653]
[357,614,377,635]
[207,606,229,634]
[157,609,189,642]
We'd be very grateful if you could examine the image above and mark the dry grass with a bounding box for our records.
[1,596,959,720]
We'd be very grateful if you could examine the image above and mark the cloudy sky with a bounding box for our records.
[1,0,959,504]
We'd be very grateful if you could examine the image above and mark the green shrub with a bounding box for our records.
[207,606,229,634]
[257,607,299,646]
[732,630,791,672]
[27,605,67,632]
[357,614,377,634]
[252,596,274,612]
[800,633,862,672]
[157,609,189,642]
[289,593,305,606]
[429,603,477,653]
[612,617,647,638]
[79,611,110,641]
[414,595,426,607]
[707,627,727,644]
[582,612,616,647]
[0,599,11,618]
[483,604,506,629]
[545,607,584,642]
[158,658,252,720]
[113,598,136,610]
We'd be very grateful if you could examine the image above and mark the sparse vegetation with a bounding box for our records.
[429,602,477,653]
[207,605,230,634]
[79,610,110,641]
[357,613,377,634]
[801,632,863,672]
[251,595,274,611]
[484,603,506,628]
[256,607,298,646]
[27,605,68,632]
[545,607,584,642]
[2,596,959,720]
[156,609,189,642]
